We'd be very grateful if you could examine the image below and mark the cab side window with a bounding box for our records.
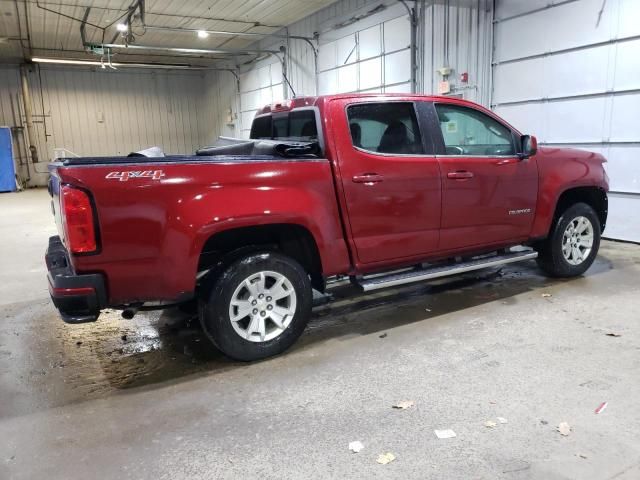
[435,104,515,156]
[347,103,424,155]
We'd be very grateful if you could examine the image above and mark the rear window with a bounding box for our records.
[250,116,272,139]
[347,102,424,154]
[250,110,318,140]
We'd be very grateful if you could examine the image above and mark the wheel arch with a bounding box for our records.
[552,186,608,234]
[197,223,324,291]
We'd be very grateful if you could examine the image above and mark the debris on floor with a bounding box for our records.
[392,400,415,410]
[605,332,622,337]
[497,417,508,424]
[557,422,571,436]
[379,333,387,339]
[434,429,457,439]
[576,453,588,459]
[484,420,497,428]
[541,293,553,298]
[595,402,608,414]
[348,441,364,453]
[376,452,396,465]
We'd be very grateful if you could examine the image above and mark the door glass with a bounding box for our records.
[435,104,515,156]
[346,103,424,154]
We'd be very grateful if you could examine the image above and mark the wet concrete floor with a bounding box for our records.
[1,189,639,479]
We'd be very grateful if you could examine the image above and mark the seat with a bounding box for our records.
[349,123,362,148]
[378,121,409,153]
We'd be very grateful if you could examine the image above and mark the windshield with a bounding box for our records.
[250,110,318,141]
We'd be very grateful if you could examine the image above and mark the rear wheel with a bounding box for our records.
[535,202,601,277]
[199,251,312,361]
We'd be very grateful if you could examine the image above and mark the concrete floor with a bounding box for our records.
[1,189,639,480]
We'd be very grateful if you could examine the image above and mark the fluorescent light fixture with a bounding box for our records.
[31,57,203,70]
[32,57,116,66]
[197,30,209,39]
[116,23,128,32]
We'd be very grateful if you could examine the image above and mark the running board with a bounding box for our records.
[357,250,538,292]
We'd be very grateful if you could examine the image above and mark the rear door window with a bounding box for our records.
[346,103,424,155]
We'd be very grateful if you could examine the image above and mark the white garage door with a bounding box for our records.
[493,0,640,242]
[317,14,412,95]
[239,63,285,138]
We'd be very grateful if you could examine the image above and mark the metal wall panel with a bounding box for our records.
[495,0,550,20]
[494,0,640,241]
[232,0,493,136]
[424,2,494,105]
[239,63,284,138]
[0,65,218,186]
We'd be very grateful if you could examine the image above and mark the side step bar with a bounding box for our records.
[357,250,538,292]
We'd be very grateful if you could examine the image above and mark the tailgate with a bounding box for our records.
[47,166,66,245]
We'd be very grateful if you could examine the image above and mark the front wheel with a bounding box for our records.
[199,252,312,361]
[535,202,601,277]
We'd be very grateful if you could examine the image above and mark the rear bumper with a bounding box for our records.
[46,236,107,324]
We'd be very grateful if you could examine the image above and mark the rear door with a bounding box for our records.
[431,102,538,250]
[332,99,442,267]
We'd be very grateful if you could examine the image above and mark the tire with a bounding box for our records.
[199,251,312,361]
[535,202,601,277]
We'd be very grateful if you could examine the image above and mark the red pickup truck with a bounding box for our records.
[46,94,609,360]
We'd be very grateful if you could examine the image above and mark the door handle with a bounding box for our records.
[447,170,474,179]
[352,173,384,184]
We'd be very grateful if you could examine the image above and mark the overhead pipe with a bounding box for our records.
[91,43,281,57]
[399,0,418,93]
[143,24,319,92]
[144,25,315,42]
[19,64,39,165]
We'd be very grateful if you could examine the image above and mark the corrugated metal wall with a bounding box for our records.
[0,65,219,186]
[425,1,493,106]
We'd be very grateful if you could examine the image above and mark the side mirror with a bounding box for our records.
[519,135,538,159]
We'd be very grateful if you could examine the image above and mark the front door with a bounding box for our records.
[432,102,538,251]
[332,100,442,267]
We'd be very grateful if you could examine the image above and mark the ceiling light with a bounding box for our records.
[197,30,209,39]
[116,23,128,32]
[30,57,201,70]
[32,57,116,66]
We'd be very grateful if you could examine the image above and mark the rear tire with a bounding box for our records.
[199,251,312,361]
[535,202,601,277]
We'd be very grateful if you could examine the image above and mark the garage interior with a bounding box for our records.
[1,0,639,478]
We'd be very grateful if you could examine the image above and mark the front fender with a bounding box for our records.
[530,147,609,239]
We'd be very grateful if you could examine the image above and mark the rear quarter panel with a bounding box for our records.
[56,159,350,305]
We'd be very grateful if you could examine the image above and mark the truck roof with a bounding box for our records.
[254,93,482,116]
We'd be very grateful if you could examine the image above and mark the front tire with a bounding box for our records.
[535,202,601,277]
[200,252,312,361]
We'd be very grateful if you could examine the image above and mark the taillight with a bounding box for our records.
[61,185,97,254]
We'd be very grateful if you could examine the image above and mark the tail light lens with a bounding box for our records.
[61,185,97,254]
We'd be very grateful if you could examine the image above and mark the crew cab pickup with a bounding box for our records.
[46,94,609,360]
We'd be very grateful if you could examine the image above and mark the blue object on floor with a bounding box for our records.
[0,127,17,192]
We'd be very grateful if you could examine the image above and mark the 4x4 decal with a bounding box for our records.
[106,170,165,182]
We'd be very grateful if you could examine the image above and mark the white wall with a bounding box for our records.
[234,0,493,138]
[493,0,640,242]
[0,64,222,186]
